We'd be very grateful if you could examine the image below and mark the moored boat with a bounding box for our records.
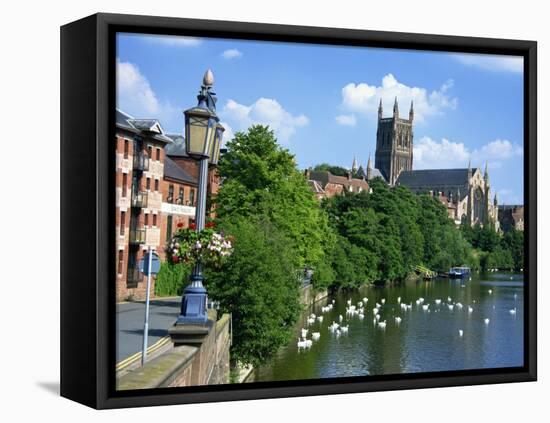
[449,266,471,279]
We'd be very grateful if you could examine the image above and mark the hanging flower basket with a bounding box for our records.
[167,221,233,268]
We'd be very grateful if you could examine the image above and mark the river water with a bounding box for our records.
[247,272,524,382]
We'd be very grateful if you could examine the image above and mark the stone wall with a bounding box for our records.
[116,312,231,390]
[300,285,329,307]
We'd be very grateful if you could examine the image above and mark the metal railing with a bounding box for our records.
[133,153,150,171]
[129,228,146,244]
[131,191,148,208]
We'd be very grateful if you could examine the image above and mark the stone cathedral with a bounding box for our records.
[366,97,499,229]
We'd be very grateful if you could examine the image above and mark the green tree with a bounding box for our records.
[205,218,301,367]
[312,163,348,176]
[215,125,334,278]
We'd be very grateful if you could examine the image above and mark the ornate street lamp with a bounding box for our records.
[208,123,225,166]
[176,69,223,325]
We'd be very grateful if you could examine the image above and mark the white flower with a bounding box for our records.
[195,241,202,249]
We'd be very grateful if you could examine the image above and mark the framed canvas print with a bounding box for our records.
[60,13,537,409]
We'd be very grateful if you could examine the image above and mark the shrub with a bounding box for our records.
[154,261,192,297]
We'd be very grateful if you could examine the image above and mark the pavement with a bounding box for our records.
[116,296,181,363]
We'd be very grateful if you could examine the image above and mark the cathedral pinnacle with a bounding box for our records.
[393,97,399,117]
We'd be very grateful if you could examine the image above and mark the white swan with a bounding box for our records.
[395,316,402,324]
[317,316,324,322]
[347,299,352,306]
[455,302,463,310]
[312,332,321,340]
[378,321,387,329]
[448,304,454,311]
[307,317,315,325]
[447,296,452,302]
[488,289,493,294]
[358,313,365,320]
[435,299,442,305]
[458,329,464,337]
[339,314,343,322]
[375,314,381,321]
[297,338,307,349]
[381,299,386,305]
[397,296,401,304]
[509,308,517,315]
[341,325,349,334]
[373,308,379,315]
[468,306,473,313]
[363,297,368,303]
[301,328,308,338]
[422,304,429,311]
[484,318,490,325]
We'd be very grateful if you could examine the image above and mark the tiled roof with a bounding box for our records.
[164,157,197,185]
[116,109,173,144]
[309,171,369,190]
[396,168,479,187]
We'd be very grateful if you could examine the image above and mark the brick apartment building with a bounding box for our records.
[115,110,219,301]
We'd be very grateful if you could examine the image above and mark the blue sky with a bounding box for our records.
[117,33,524,204]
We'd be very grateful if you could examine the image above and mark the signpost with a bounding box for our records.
[139,248,160,365]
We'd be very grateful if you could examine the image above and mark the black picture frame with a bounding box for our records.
[60,12,537,409]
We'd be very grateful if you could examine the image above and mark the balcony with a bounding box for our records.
[129,228,146,244]
[133,152,149,171]
[127,267,142,288]
[131,191,148,208]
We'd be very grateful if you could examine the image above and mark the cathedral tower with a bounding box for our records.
[375,98,414,185]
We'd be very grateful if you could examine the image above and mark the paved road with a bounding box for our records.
[116,297,181,363]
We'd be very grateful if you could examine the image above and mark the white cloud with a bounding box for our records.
[219,121,234,146]
[341,74,458,123]
[221,98,308,142]
[335,114,357,126]
[453,53,523,73]
[116,60,179,126]
[142,35,202,47]
[221,49,243,59]
[413,136,523,170]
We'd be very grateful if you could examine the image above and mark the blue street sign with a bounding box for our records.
[139,251,161,275]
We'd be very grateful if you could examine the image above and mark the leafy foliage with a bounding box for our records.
[154,262,191,297]
[204,217,301,367]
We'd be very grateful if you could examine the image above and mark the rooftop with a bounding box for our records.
[396,168,480,187]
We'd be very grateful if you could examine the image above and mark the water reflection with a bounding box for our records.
[248,272,524,382]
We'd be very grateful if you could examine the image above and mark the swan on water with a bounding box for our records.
[307,317,315,325]
[301,328,308,338]
[375,314,381,321]
[509,308,517,315]
[447,296,452,302]
[341,325,349,334]
[422,304,429,311]
[488,289,493,294]
[455,302,463,310]
[397,296,401,304]
[363,297,368,303]
[373,308,379,315]
[317,316,324,322]
[395,316,402,324]
[435,299,442,305]
[297,338,308,349]
[468,306,473,313]
[358,313,365,320]
[448,304,454,311]
[458,329,464,337]
[484,318,490,325]
[378,321,387,329]
[381,299,386,305]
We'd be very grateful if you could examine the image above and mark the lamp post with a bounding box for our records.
[176,69,223,325]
